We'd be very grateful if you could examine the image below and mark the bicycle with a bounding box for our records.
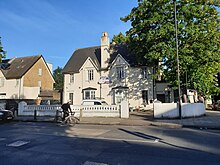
[57,111,79,126]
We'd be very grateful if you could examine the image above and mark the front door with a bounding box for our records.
[142,90,149,104]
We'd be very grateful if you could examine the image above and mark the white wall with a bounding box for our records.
[0,71,21,99]
[154,103,205,118]
[63,58,101,105]
[23,87,40,99]
[0,73,40,99]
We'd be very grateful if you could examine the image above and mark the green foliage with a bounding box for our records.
[53,67,64,91]
[0,37,6,63]
[122,0,220,97]
[112,32,128,44]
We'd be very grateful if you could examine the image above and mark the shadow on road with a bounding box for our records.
[118,128,209,153]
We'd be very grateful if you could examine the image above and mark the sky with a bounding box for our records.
[0,0,137,71]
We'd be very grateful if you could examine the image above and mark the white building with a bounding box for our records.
[0,55,55,100]
[62,32,173,108]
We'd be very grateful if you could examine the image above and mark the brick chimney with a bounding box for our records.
[101,32,110,69]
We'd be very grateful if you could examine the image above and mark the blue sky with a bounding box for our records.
[0,0,137,70]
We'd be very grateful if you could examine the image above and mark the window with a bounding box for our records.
[88,70,94,81]
[116,67,125,79]
[115,90,123,104]
[69,93,73,104]
[84,90,95,99]
[38,68,42,76]
[141,68,148,79]
[38,81,42,87]
[70,74,74,83]
[94,101,102,105]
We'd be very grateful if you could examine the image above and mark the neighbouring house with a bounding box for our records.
[0,55,55,102]
[62,32,174,108]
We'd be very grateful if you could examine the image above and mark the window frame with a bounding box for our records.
[69,93,73,105]
[38,68,42,76]
[116,66,125,80]
[141,67,148,79]
[38,80,42,87]
[83,90,96,100]
[87,69,94,81]
[70,74,74,83]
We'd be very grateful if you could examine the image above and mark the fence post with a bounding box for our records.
[120,100,129,118]
[55,110,59,122]
[79,107,83,120]
[34,110,37,120]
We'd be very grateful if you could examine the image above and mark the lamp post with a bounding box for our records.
[174,0,182,119]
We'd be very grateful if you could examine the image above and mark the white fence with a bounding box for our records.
[71,105,120,117]
[154,102,205,118]
[18,102,61,116]
[18,101,129,118]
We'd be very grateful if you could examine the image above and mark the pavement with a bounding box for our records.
[12,110,220,129]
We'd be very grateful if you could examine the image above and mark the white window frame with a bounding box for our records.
[83,90,95,100]
[141,67,148,79]
[38,81,42,87]
[87,69,94,81]
[70,74,74,83]
[38,68,42,76]
[116,66,125,79]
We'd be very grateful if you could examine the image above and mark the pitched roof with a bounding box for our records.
[62,43,148,74]
[1,55,42,79]
[109,43,142,67]
[62,46,101,74]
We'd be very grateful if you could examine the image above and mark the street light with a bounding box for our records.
[174,0,182,119]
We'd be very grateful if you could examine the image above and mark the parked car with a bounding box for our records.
[212,100,220,110]
[0,108,14,122]
[81,99,108,106]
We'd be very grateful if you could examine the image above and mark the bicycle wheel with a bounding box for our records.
[67,116,76,126]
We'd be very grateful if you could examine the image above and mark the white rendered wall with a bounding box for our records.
[154,103,205,118]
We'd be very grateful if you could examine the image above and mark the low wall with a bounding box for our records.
[18,101,126,118]
[71,105,120,118]
[18,102,61,116]
[154,103,205,119]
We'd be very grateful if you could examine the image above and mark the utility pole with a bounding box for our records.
[174,0,182,119]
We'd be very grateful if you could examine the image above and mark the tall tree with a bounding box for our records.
[121,0,220,97]
[112,32,128,44]
[0,37,6,62]
[53,67,64,92]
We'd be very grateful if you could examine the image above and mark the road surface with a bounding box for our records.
[0,122,220,165]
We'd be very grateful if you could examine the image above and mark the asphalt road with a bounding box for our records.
[0,121,220,165]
